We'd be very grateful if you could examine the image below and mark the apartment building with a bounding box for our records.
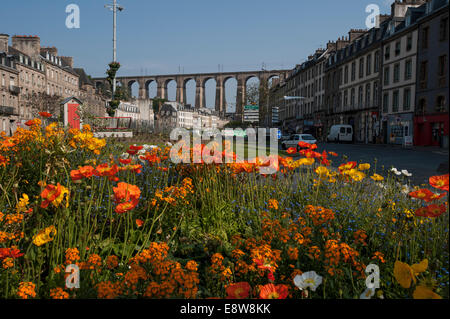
[0,44,20,135]
[414,0,449,147]
[381,5,423,145]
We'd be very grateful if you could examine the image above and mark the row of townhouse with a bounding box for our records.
[0,34,107,135]
[268,0,449,148]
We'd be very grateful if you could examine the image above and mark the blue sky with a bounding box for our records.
[0,0,393,110]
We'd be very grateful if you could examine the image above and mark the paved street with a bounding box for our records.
[308,143,449,186]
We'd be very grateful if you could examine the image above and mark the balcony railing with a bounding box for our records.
[0,105,18,116]
[9,85,20,95]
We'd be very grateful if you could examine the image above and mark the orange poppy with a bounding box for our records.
[259,283,288,299]
[40,184,62,208]
[339,161,357,172]
[298,141,311,149]
[135,219,144,228]
[429,174,449,192]
[0,248,24,260]
[226,282,251,299]
[286,147,297,155]
[129,145,144,151]
[328,151,338,157]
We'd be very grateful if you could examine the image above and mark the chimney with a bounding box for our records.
[336,36,350,50]
[326,41,337,52]
[11,35,41,58]
[60,56,74,68]
[348,29,367,42]
[391,0,426,18]
[0,34,9,53]
[40,46,58,58]
[377,14,391,26]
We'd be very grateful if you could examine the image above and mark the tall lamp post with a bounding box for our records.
[105,0,124,99]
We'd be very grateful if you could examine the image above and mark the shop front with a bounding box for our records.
[386,113,414,145]
[414,113,449,148]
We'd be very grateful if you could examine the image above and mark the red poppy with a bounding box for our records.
[415,204,447,218]
[0,247,24,260]
[309,143,318,150]
[127,149,138,155]
[259,283,288,299]
[226,282,251,299]
[267,271,275,281]
[286,147,297,155]
[40,183,62,208]
[409,189,437,202]
[429,174,449,192]
[113,182,141,214]
[298,141,311,149]
[129,145,144,151]
[119,158,132,165]
[38,111,52,118]
[94,163,119,181]
[25,119,39,126]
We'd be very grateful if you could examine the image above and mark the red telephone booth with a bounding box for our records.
[61,96,82,129]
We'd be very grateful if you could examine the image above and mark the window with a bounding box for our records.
[351,88,355,106]
[366,83,371,106]
[383,93,389,113]
[403,88,411,111]
[351,62,356,81]
[373,81,379,105]
[344,65,349,84]
[405,60,412,80]
[384,66,390,85]
[393,63,400,83]
[393,91,399,112]
[419,61,428,88]
[438,55,447,77]
[358,86,363,107]
[407,35,413,51]
[366,54,372,76]
[418,98,426,113]
[374,51,380,72]
[436,96,446,112]
[395,41,401,56]
[422,27,429,49]
[344,90,348,106]
[385,45,390,60]
[359,58,364,78]
[440,17,448,41]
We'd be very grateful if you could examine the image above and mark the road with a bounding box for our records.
[299,142,449,186]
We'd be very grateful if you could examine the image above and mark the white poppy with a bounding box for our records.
[137,149,146,156]
[390,168,401,176]
[293,271,323,292]
[120,152,129,159]
[360,288,375,299]
[165,142,173,147]
[401,170,412,177]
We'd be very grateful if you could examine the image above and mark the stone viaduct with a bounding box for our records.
[93,70,289,120]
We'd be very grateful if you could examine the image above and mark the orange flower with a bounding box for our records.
[429,174,449,192]
[338,161,357,172]
[328,151,338,157]
[286,147,297,155]
[136,219,144,227]
[38,111,52,118]
[297,141,311,149]
[40,183,69,208]
[226,282,251,299]
[268,199,279,210]
[259,283,288,299]
[119,158,132,165]
[113,182,141,214]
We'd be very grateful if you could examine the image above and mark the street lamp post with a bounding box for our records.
[105,0,124,99]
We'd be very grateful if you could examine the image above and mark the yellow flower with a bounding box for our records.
[358,163,371,170]
[350,171,366,182]
[370,174,384,181]
[393,259,428,289]
[32,225,57,247]
[16,193,29,213]
[394,261,415,288]
[315,166,330,178]
[413,286,442,299]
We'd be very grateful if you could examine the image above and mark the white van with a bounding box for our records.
[327,125,353,143]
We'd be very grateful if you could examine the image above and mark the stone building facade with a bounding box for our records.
[414,0,449,148]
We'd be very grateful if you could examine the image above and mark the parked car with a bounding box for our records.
[281,134,317,150]
[327,125,353,143]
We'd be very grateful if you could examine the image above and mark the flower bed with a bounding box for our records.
[0,117,448,299]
